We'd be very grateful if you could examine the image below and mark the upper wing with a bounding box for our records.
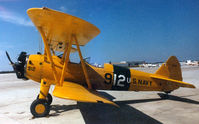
[27,7,100,52]
[53,81,118,107]
[151,75,195,88]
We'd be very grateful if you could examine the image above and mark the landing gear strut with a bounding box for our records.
[37,93,53,105]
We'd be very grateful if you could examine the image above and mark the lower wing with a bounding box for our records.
[53,81,118,107]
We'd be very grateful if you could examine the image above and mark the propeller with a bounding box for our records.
[5,51,14,65]
[5,51,28,80]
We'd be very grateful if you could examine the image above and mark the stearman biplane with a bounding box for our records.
[6,7,195,117]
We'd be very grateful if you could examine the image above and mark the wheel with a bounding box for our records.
[37,93,53,105]
[30,99,50,117]
[46,93,53,105]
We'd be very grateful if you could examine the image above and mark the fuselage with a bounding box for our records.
[25,54,178,92]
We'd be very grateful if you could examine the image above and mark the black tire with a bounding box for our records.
[46,93,53,105]
[30,99,50,117]
[164,91,172,94]
[37,93,53,105]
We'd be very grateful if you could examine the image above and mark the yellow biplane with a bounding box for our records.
[6,7,195,117]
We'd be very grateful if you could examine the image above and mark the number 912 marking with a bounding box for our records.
[104,73,131,87]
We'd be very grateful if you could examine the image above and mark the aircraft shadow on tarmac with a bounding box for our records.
[158,93,199,104]
[49,92,199,124]
[50,104,78,117]
[50,91,163,124]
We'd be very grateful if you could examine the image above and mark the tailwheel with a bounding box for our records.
[30,99,50,117]
[160,91,172,99]
[37,93,53,105]
[164,91,172,94]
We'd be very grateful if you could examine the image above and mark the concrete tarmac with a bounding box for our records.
[0,66,199,124]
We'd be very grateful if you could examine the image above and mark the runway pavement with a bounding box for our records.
[0,66,198,124]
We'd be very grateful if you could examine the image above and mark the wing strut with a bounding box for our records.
[38,27,59,84]
[58,34,92,89]
[59,36,73,86]
[73,34,92,89]
[61,43,68,62]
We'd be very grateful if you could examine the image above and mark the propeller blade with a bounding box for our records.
[5,51,14,65]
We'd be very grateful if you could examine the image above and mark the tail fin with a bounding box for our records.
[155,56,182,81]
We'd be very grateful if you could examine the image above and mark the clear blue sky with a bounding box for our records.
[0,0,199,71]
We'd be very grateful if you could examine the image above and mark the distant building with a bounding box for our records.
[127,61,146,67]
[112,62,128,67]
[141,63,158,67]
[112,61,145,67]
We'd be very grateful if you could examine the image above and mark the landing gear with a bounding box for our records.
[31,79,52,117]
[30,99,50,117]
[159,91,173,99]
[164,91,172,94]
[37,93,53,105]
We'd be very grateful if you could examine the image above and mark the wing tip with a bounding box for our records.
[97,100,119,108]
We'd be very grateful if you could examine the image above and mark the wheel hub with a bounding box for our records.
[35,104,45,114]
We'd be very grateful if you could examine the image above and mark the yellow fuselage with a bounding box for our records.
[25,54,178,92]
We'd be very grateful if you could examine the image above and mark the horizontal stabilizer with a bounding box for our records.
[53,81,118,107]
[151,75,195,88]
